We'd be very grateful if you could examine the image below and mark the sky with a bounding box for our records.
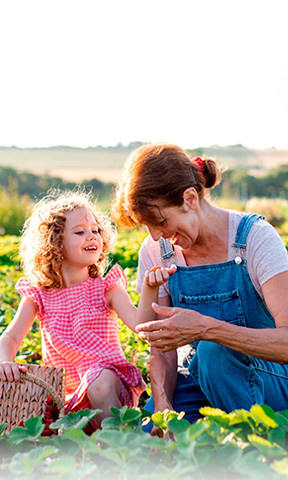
[0,0,287,150]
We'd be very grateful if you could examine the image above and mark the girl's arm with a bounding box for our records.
[0,297,38,382]
[105,265,177,332]
[136,265,177,326]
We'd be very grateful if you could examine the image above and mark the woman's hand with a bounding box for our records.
[144,264,177,288]
[0,361,28,382]
[136,303,206,351]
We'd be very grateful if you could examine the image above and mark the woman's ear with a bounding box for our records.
[183,187,198,210]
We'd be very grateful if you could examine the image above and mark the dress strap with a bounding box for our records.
[159,237,175,260]
[232,212,265,250]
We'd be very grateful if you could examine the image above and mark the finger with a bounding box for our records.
[136,319,165,333]
[150,266,162,273]
[4,365,15,383]
[19,364,28,373]
[151,426,164,438]
[139,331,177,346]
[151,303,176,317]
[167,264,177,274]
[12,364,24,382]
[0,366,7,382]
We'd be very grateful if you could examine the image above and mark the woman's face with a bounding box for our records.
[145,201,199,251]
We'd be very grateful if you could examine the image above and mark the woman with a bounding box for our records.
[111,142,288,434]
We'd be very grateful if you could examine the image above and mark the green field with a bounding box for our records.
[1,215,288,478]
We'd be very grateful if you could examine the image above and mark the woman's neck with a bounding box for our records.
[183,203,229,266]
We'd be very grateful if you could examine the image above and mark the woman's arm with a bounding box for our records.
[136,271,288,364]
[148,295,178,408]
[146,295,178,438]
[0,297,38,381]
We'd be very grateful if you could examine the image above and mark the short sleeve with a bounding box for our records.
[15,278,44,315]
[247,219,288,288]
[136,235,185,297]
[104,264,128,292]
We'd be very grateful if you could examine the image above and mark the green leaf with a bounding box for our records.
[233,449,274,478]
[24,416,44,435]
[63,428,87,447]
[50,408,101,431]
[122,408,142,424]
[271,457,288,476]
[8,416,44,445]
[250,404,278,428]
[177,421,209,444]
[0,422,7,434]
[8,446,57,476]
[110,405,128,421]
[48,435,81,456]
[248,434,286,458]
[101,417,121,429]
[199,406,233,427]
[167,417,190,434]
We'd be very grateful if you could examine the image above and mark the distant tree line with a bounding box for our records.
[0,166,114,200]
[214,164,288,200]
[1,163,288,204]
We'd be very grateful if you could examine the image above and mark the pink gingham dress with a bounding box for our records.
[16,264,146,412]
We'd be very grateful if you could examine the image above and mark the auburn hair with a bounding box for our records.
[111,143,222,227]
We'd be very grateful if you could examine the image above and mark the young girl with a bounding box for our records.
[0,189,175,427]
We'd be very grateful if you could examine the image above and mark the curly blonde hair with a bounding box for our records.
[20,189,115,289]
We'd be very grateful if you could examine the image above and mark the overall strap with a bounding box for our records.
[232,212,265,250]
[159,237,175,260]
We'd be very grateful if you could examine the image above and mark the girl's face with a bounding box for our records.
[62,208,103,269]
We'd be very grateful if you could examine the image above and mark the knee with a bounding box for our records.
[87,371,121,404]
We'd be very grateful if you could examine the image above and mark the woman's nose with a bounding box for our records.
[147,226,162,241]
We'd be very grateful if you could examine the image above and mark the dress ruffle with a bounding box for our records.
[104,263,127,292]
[15,278,44,315]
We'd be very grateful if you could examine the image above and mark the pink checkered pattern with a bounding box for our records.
[16,264,146,412]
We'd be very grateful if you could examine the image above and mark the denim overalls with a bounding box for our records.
[144,213,288,428]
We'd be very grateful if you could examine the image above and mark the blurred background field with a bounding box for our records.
[1,144,288,400]
[1,193,288,400]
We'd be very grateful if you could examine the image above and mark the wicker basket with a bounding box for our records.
[0,363,66,433]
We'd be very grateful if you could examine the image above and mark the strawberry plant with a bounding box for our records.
[0,405,288,479]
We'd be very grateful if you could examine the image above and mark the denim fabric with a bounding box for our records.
[142,366,210,433]
[143,213,288,428]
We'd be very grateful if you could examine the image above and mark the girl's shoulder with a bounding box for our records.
[104,264,127,292]
[16,278,44,313]
[16,277,41,296]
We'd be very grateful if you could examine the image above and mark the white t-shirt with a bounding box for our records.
[136,210,288,299]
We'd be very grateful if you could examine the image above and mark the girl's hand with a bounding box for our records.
[144,264,177,288]
[0,361,28,382]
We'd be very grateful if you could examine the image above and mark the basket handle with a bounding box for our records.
[19,371,65,418]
